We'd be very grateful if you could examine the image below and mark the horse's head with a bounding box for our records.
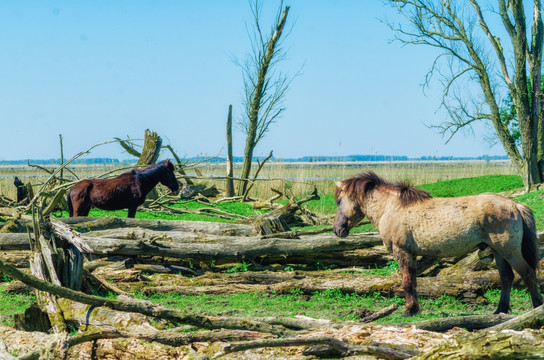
[159,159,180,193]
[13,176,22,187]
[333,180,365,238]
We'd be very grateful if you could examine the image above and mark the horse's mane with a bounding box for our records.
[139,160,174,173]
[336,171,431,206]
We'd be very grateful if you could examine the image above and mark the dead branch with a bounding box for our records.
[251,188,284,209]
[41,189,67,217]
[242,149,274,201]
[359,303,399,323]
[216,335,415,360]
[486,303,544,331]
[162,144,194,186]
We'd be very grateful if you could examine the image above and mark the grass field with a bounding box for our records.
[1,163,541,328]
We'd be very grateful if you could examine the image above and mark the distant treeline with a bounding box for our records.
[0,154,509,165]
[0,158,134,165]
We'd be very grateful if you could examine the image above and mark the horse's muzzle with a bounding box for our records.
[333,224,349,238]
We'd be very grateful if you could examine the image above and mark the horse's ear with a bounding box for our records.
[334,180,343,189]
[165,158,174,170]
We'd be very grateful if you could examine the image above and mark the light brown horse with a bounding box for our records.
[333,171,543,316]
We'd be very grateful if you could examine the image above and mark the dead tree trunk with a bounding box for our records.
[225,104,235,197]
[137,129,162,166]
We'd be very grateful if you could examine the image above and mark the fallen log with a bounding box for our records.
[412,329,544,359]
[394,313,514,332]
[0,232,385,265]
[56,217,255,236]
[2,216,255,236]
[139,268,501,302]
[486,304,544,331]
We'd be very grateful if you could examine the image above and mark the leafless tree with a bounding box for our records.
[386,0,543,186]
[235,1,294,196]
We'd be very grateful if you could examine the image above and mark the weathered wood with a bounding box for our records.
[29,253,67,334]
[359,303,399,323]
[137,129,162,166]
[219,335,415,360]
[83,257,133,272]
[250,187,321,234]
[140,269,499,302]
[394,313,514,332]
[0,231,385,264]
[438,247,495,276]
[133,263,198,276]
[242,149,273,201]
[225,104,235,197]
[487,304,544,331]
[0,250,30,267]
[13,303,52,332]
[56,217,254,236]
[412,329,544,359]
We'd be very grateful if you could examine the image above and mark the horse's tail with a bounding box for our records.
[67,189,73,217]
[517,203,539,270]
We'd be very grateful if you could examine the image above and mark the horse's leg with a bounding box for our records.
[492,251,515,314]
[127,207,137,218]
[506,255,543,309]
[72,201,91,217]
[394,247,419,316]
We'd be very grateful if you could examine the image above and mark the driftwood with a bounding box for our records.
[412,329,544,359]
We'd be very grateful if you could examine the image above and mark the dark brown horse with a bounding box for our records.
[333,172,543,316]
[67,159,179,218]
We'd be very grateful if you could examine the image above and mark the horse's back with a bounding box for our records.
[390,193,524,257]
[68,179,94,199]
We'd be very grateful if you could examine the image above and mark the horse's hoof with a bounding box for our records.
[493,309,510,315]
[402,309,419,317]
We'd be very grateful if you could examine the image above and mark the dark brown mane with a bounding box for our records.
[336,171,431,206]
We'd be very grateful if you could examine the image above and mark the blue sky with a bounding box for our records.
[0,1,506,161]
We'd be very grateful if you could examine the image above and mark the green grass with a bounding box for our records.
[417,174,523,197]
[0,284,36,327]
[53,200,267,222]
[0,279,534,327]
[514,189,544,230]
[133,287,533,324]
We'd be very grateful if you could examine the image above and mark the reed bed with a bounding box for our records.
[0,160,517,202]
[194,160,517,199]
